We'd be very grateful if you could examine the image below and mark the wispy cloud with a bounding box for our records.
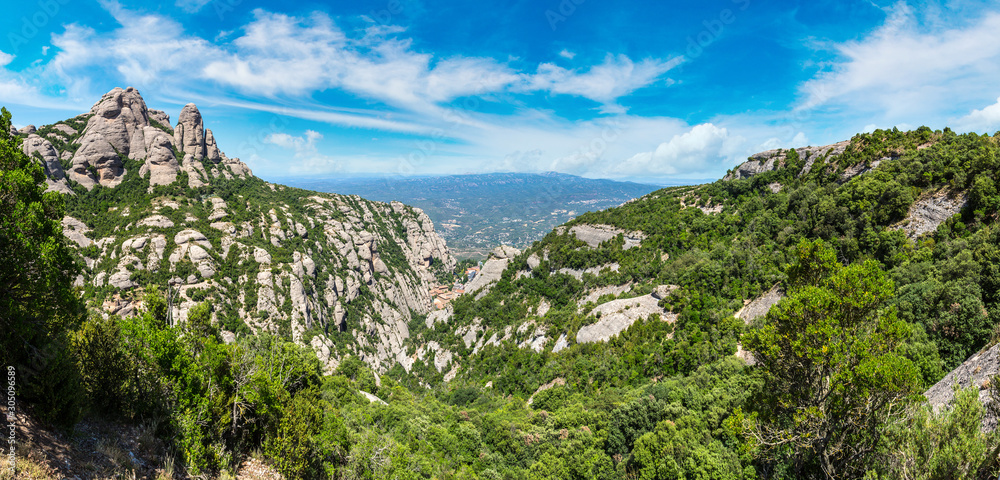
[265,130,345,174]
[798,2,1000,125]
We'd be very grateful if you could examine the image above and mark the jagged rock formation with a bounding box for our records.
[48,87,251,191]
[925,343,1000,431]
[29,87,455,376]
[724,141,851,181]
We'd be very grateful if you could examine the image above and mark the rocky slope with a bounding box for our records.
[18,87,455,374]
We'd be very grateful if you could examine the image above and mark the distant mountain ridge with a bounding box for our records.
[278,172,662,259]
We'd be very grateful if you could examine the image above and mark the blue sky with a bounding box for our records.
[3,0,1000,183]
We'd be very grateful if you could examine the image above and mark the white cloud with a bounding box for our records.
[41,6,673,116]
[956,97,1000,132]
[558,49,575,60]
[0,3,729,180]
[265,130,345,174]
[0,51,12,67]
[798,3,1000,124]
[524,54,683,105]
[614,123,747,177]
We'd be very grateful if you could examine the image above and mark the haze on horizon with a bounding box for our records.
[2,0,1000,184]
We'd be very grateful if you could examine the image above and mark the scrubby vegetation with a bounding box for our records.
[6,105,1000,479]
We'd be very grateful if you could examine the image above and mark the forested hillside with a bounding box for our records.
[5,92,1000,480]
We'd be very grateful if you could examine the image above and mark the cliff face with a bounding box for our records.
[20,87,455,374]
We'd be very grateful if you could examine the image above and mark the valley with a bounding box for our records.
[276,172,662,260]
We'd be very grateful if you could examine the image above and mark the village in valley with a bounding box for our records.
[429,263,481,309]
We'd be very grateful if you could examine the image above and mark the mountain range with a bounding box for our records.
[6,88,1000,479]
[275,172,662,260]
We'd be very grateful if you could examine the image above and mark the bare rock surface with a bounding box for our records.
[174,103,206,160]
[576,294,676,344]
[924,343,1000,431]
[426,307,453,329]
[725,141,851,181]
[137,215,175,229]
[61,216,92,247]
[359,390,387,405]
[22,134,64,179]
[465,247,520,295]
[552,333,569,353]
[568,224,645,249]
[52,124,76,136]
[894,190,967,239]
[735,285,784,324]
[137,126,179,186]
[148,109,171,129]
[70,87,151,189]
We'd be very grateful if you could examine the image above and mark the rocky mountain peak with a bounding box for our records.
[45,87,251,191]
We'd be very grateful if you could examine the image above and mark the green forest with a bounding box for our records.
[5,102,1000,480]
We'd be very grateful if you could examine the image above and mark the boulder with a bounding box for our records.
[18,125,36,135]
[175,229,209,247]
[491,245,521,259]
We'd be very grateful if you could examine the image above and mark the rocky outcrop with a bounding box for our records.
[22,134,72,194]
[725,141,851,181]
[29,87,456,377]
[735,284,784,324]
[925,343,1000,431]
[894,190,967,239]
[69,87,152,189]
[137,126,180,186]
[148,109,171,129]
[566,224,645,249]
[49,87,251,191]
[465,246,520,296]
[18,125,36,135]
[61,217,92,248]
[576,294,676,344]
[174,103,206,160]
[23,134,63,178]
